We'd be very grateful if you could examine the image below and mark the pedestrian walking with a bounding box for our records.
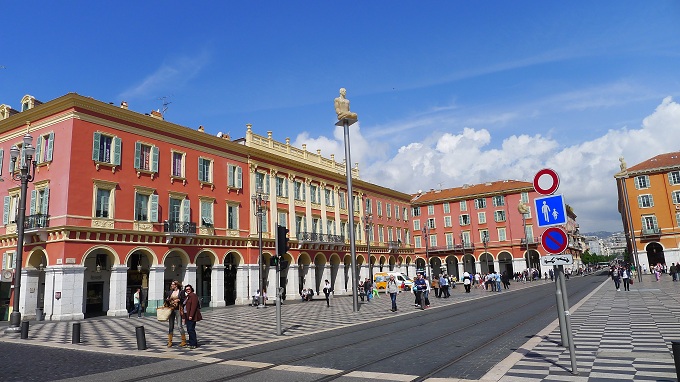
[432,276,440,298]
[165,280,187,347]
[671,263,677,282]
[386,274,399,311]
[128,287,143,318]
[358,280,365,301]
[182,284,202,349]
[621,267,631,291]
[439,274,450,298]
[463,271,471,293]
[364,278,373,302]
[322,279,332,307]
[494,272,502,292]
[611,266,622,291]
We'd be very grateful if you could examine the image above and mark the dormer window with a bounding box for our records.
[19,95,41,112]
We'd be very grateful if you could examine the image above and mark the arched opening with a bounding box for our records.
[369,255,377,279]
[343,254,352,291]
[25,250,48,320]
[379,256,386,272]
[224,252,240,305]
[415,258,426,274]
[646,242,665,268]
[83,249,117,318]
[463,254,476,274]
[388,255,396,271]
[279,253,293,301]
[405,257,412,277]
[480,253,494,274]
[195,251,215,306]
[525,250,541,274]
[430,256,442,278]
[126,250,152,315]
[163,250,189,291]
[498,252,514,275]
[444,255,459,279]
[329,254,341,293]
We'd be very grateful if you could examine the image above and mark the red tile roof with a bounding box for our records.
[411,180,532,204]
[626,152,680,174]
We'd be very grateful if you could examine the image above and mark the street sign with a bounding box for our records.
[540,254,574,266]
[541,227,569,254]
[534,194,567,227]
[533,168,560,195]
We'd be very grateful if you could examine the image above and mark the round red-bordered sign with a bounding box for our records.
[533,168,560,195]
[542,227,568,254]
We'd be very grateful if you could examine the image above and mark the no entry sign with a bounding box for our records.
[533,168,560,195]
[541,227,568,254]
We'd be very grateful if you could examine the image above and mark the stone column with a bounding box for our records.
[107,265,128,317]
[185,264,197,291]
[236,265,250,305]
[211,265,226,307]
[48,265,86,321]
[337,264,346,294]
[147,265,166,312]
[19,268,40,320]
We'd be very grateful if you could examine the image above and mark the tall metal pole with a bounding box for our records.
[558,264,579,374]
[365,211,372,281]
[460,232,466,273]
[620,176,642,282]
[422,227,431,282]
[483,234,489,273]
[252,185,268,308]
[522,213,529,280]
[340,118,359,312]
[6,134,36,334]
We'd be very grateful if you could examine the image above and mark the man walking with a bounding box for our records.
[386,274,399,312]
[440,274,450,298]
[364,278,373,302]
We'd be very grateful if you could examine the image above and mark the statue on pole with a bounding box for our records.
[335,88,358,120]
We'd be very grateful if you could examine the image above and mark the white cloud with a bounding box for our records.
[292,97,680,233]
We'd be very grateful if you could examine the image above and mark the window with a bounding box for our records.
[460,214,470,226]
[378,226,384,242]
[200,198,214,227]
[641,215,658,231]
[134,189,158,222]
[198,157,213,183]
[134,142,159,172]
[460,200,468,211]
[30,185,50,216]
[275,176,287,197]
[365,198,372,213]
[444,216,452,227]
[395,205,400,220]
[480,229,489,243]
[259,210,268,232]
[377,201,382,216]
[494,210,506,222]
[427,218,436,229]
[677,212,680,227]
[92,132,121,165]
[168,197,181,222]
[492,195,505,207]
[2,251,16,270]
[441,202,450,214]
[520,192,529,204]
[635,175,650,189]
[461,231,470,246]
[387,203,392,218]
[312,218,321,234]
[228,204,239,230]
[498,227,507,241]
[429,234,437,247]
[310,184,319,204]
[340,221,347,238]
[327,219,336,235]
[277,211,287,228]
[295,181,306,201]
[295,215,305,236]
[478,212,486,224]
[427,205,435,215]
[228,164,243,189]
[403,207,409,221]
[525,225,534,242]
[414,236,422,249]
[388,227,394,242]
[93,180,117,219]
[2,192,19,225]
[339,191,346,209]
[638,195,654,208]
[36,132,55,164]
[325,188,334,207]
[673,191,680,205]
[255,172,269,194]
[412,206,421,216]
[475,198,486,209]
[413,220,421,231]
[171,151,185,178]
[0,148,3,176]
[670,171,680,185]
[445,233,454,247]
[353,195,360,212]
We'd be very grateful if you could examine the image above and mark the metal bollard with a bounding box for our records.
[672,341,680,381]
[72,322,81,344]
[135,326,147,350]
[20,321,29,339]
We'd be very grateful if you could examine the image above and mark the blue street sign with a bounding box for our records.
[534,194,567,228]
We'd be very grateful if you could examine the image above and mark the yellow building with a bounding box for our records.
[615,152,680,271]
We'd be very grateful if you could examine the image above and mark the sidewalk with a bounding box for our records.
[493,274,680,382]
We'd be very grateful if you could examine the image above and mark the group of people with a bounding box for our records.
[610,265,633,291]
[359,278,378,302]
[164,280,202,349]
[300,280,334,307]
[459,271,511,292]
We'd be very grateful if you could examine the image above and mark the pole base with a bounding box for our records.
[4,325,21,334]
[5,311,22,333]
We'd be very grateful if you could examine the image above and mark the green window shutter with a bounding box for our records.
[151,146,159,172]
[0,148,4,176]
[92,132,101,161]
[150,194,159,222]
[182,199,190,222]
[112,137,122,165]
[284,178,288,196]
[237,167,242,188]
[42,188,49,215]
[29,190,37,215]
[265,174,270,194]
[3,196,9,225]
[36,135,43,163]
[198,158,205,182]
[134,142,141,169]
[228,164,234,187]
[46,132,54,162]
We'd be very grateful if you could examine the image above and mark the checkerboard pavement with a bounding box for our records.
[0,280,547,360]
[498,274,680,382]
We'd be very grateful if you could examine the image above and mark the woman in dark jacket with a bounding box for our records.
[183,284,202,349]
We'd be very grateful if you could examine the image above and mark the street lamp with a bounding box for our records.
[363,209,373,280]
[5,132,37,334]
[422,226,432,282]
[482,232,490,274]
[518,201,530,280]
[252,184,268,308]
[460,232,467,273]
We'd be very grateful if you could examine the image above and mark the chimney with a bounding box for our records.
[120,101,128,109]
[198,125,205,132]
[150,110,163,120]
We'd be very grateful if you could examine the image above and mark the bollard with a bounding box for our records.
[135,326,147,350]
[20,321,29,339]
[72,322,81,344]
[672,341,680,381]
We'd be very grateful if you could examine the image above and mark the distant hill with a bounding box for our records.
[582,231,616,239]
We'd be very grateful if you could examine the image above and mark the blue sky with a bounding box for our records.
[2,2,680,233]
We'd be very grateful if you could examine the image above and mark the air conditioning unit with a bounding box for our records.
[1,269,13,282]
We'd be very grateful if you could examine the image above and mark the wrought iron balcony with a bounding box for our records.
[641,227,661,237]
[24,214,49,230]
[388,240,401,252]
[164,220,197,235]
[297,231,344,244]
[520,238,539,246]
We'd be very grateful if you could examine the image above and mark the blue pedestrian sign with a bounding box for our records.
[534,194,567,228]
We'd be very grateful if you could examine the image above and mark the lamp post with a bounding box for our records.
[422,226,431,282]
[364,209,373,280]
[482,232,490,274]
[251,184,268,308]
[5,132,37,334]
[460,232,467,273]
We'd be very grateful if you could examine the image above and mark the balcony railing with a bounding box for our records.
[429,243,474,252]
[24,214,49,230]
[388,240,401,252]
[641,227,661,236]
[163,220,197,235]
[297,231,344,243]
[521,238,539,246]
